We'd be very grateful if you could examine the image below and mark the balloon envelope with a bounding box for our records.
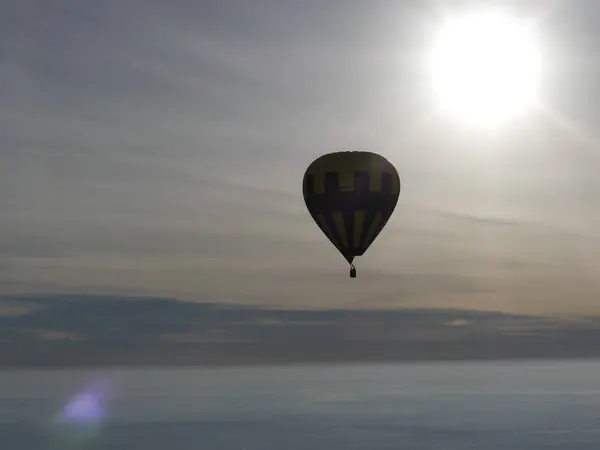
[302,151,400,265]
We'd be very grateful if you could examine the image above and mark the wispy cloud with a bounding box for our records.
[1,1,600,314]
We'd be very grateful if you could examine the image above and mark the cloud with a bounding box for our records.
[445,318,469,327]
[3,294,600,365]
[0,298,43,317]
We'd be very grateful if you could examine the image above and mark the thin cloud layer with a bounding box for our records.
[2,295,600,365]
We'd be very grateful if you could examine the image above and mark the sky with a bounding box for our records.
[2,0,600,315]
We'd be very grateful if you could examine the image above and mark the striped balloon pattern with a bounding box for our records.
[302,151,401,276]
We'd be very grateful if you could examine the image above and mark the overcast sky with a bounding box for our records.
[2,0,600,315]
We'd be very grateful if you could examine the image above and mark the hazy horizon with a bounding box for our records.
[3,293,600,367]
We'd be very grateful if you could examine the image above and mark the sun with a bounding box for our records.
[427,8,542,128]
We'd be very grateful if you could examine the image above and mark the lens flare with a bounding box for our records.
[49,376,118,447]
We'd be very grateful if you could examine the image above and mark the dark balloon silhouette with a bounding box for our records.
[302,151,401,278]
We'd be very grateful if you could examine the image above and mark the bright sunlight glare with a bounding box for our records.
[428,9,542,128]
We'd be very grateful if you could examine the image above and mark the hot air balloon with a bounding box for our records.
[302,151,401,278]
